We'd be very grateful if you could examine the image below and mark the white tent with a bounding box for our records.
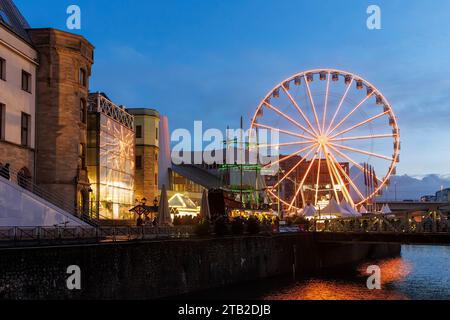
[199,189,211,221]
[340,200,362,218]
[303,205,317,218]
[158,185,172,226]
[381,204,393,215]
[321,198,348,218]
[359,205,368,214]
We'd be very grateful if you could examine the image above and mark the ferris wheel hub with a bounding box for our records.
[318,135,329,146]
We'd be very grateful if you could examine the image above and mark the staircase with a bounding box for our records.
[0,166,99,227]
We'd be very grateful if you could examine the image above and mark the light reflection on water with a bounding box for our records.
[264,245,450,300]
[265,257,412,300]
[186,245,450,300]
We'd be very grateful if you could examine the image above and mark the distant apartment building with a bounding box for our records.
[0,0,37,182]
[88,93,136,220]
[127,108,159,203]
[27,28,94,216]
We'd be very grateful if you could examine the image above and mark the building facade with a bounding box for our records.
[88,93,136,220]
[27,28,94,216]
[265,155,350,210]
[127,108,159,203]
[435,189,450,203]
[0,0,37,182]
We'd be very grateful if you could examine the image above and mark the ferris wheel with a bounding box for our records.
[250,69,400,211]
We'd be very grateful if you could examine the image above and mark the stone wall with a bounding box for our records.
[135,145,159,202]
[0,234,400,300]
[28,28,94,214]
[0,141,34,179]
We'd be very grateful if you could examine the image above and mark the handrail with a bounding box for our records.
[0,166,104,227]
[0,225,195,245]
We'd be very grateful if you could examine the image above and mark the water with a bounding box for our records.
[188,245,450,300]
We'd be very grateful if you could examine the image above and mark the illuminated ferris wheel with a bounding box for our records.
[250,69,401,211]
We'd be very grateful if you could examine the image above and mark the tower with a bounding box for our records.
[28,28,94,215]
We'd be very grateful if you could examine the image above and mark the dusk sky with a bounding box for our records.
[16,0,450,176]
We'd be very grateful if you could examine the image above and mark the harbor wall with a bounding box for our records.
[0,234,400,300]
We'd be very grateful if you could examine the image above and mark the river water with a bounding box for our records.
[189,245,450,300]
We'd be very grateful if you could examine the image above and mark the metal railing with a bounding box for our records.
[0,166,104,227]
[316,214,450,234]
[0,225,196,246]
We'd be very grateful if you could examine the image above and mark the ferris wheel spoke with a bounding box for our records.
[327,144,384,184]
[257,140,315,149]
[326,150,354,206]
[328,92,375,136]
[281,85,319,137]
[329,142,394,162]
[289,146,321,210]
[263,143,317,169]
[263,101,316,138]
[326,77,354,135]
[314,150,323,206]
[323,147,340,202]
[272,146,318,189]
[253,123,313,140]
[303,75,322,135]
[327,150,366,201]
[330,133,396,143]
[321,72,331,134]
[329,111,390,139]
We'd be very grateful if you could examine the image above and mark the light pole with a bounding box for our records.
[394,182,397,201]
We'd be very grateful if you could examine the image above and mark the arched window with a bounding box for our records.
[78,190,86,215]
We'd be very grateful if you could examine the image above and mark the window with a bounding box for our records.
[79,68,87,87]
[155,173,158,185]
[0,103,5,140]
[0,58,5,80]
[21,70,31,92]
[136,156,142,169]
[136,125,142,139]
[78,143,86,168]
[156,127,158,140]
[155,152,158,161]
[80,99,87,124]
[21,112,31,147]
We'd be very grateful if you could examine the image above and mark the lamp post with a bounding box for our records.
[394,182,397,201]
[277,170,281,219]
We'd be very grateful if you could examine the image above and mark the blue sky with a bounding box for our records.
[15,0,450,176]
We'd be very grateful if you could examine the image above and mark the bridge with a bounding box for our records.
[312,210,450,245]
[376,201,449,214]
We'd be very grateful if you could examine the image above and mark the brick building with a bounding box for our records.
[28,28,94,215]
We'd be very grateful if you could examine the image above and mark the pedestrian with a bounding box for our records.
[152,217,158,227]
[137,215,144,227]
[0,163,10,180]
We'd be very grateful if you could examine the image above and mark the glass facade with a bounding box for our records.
[88,114,135,219]
[170,171,205,194]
